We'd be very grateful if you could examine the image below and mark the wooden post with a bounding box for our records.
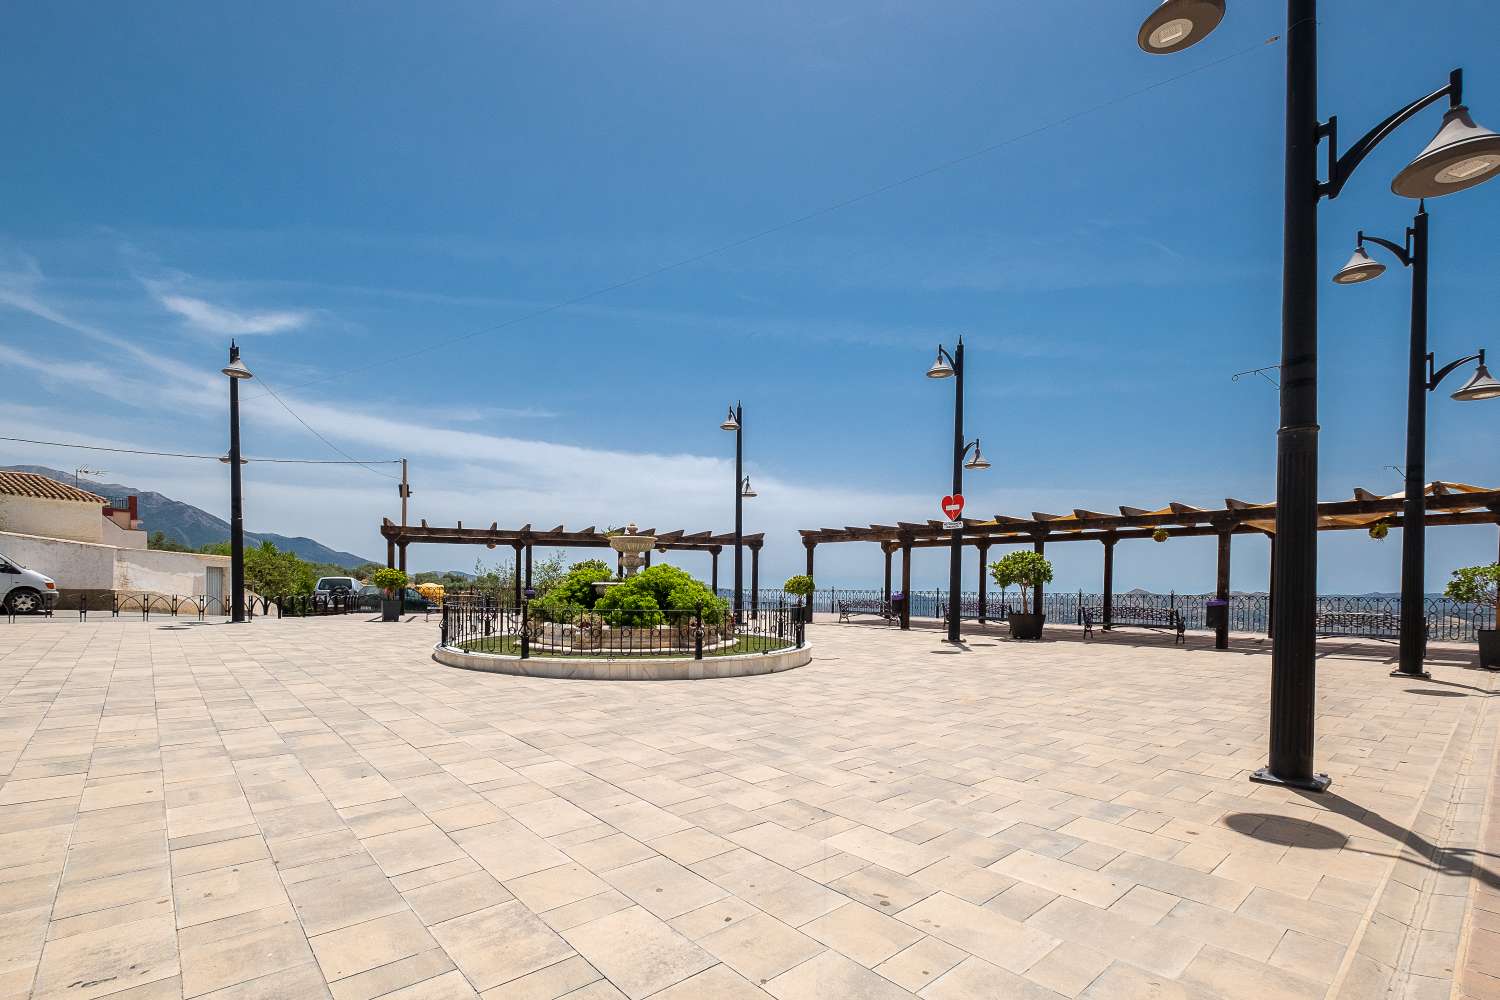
[644,549,652,568]
[977,542,990,622]
[386,538,395,569]
[525,544,533,591]
[883,544,893,604]
[1215,530,1232,650]
[1103,536,1115,628]
[398,542,407,574]
[1032,537,1045,618]
[512,544,523,608]
[710,548,720,594]
[900,539,912,630]
[751,546,760,615]
[804,543,815,623]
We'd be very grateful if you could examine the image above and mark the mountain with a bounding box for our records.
[2,465,376,567]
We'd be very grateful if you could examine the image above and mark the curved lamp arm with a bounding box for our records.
[1320,69,1463,201]
[1428,349,1484,391]
[1359,229,1415,268]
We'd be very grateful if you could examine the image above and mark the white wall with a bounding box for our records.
[101,517,148,549]
[0,496,102,544]
[0,530,229,595]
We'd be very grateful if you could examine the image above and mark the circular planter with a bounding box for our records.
[433,642,812,681]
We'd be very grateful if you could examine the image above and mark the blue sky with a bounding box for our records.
[2,1,1498,592]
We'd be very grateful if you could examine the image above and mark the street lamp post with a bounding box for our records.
[1137,0,1500,791]
[926,339,991,644]
[221,341,253,623]
[720,403,757,621]
[1333,208,1499,679]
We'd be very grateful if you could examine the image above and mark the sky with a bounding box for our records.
[2,1,1498,593]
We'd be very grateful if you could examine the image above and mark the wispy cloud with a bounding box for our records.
[155,292,312,335]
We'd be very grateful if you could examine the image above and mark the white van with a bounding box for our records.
[0,551,59,614]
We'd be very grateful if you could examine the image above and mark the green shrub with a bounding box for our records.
[988,551,1054,614]
[1444,563,1499,616]
[598,591,664,627]
[371,567,407,595]
[783,574,815,600]
[593,563,725,626]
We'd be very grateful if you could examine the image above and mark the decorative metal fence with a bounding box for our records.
[3,592,382,623]
[440,600,805,659]
[798,588,1492,642]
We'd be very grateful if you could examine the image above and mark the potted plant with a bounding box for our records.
[989,551,1053,640]
[784,574,815,623]
[372,568,408,622]
[1369,521,1390,541]
[1444,563,1499,669]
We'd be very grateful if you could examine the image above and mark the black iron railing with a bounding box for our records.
[440,600,805,659]
[812,588,1492,642]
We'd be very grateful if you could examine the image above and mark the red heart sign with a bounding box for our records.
[941,494,965,520]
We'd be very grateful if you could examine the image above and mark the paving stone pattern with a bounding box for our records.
[0,617,1496,999]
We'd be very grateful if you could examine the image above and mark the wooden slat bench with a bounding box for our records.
[1314,610,1426,654]
[1082,605,1185,644]
[938,599,1009,623]
[837,599,895,624]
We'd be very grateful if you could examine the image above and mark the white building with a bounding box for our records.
[0,471,228,609]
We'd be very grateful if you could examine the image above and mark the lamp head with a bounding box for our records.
[1332,246,1386,284]
[1392,106,1500,198]
[963,441,991,471]
[719,405,740,432]
[740,477,757,499]
[1452,355,1500,401]
[221,341,253,380]
[1137,0,1225,55]
[926,346,955,379]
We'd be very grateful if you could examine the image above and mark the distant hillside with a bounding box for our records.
[2,465,376,567]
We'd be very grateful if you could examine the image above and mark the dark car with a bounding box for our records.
[358,585,437,613]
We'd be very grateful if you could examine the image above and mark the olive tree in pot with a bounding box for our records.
[372,568,408,622]
[989,551,1053,640]
[1444,563,1499,669]
[784,574,815,623]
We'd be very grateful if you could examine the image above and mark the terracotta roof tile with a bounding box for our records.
[0,471,106,504]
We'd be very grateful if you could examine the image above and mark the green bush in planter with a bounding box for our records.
[595,564,725,626]
[371,567,407,596]
[988,551,1053,615]
[1444,563,1499,627]
[784,574,815,602]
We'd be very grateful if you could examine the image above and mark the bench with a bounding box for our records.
[1082,605,1185,644]
[938,599,1009,624]
[1314,611,1426,654]
[837,599,895,624]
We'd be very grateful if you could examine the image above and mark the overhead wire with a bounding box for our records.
[0,434,400,467]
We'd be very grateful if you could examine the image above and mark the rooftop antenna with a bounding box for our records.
[74,466,106,489]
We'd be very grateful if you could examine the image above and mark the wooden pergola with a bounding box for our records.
[798,482,1500,643]
[379,520,766,609]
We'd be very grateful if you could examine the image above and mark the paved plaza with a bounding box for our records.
[1,617,1498,1000]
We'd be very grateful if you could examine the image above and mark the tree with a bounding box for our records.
[147,531,193,552]
[988,551,1054,615]
[242,540,316,597]
[1445,563,1500,629]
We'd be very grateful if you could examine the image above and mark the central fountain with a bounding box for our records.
[593,522,657,598]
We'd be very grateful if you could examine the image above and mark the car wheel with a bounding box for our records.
[7,589,42,614]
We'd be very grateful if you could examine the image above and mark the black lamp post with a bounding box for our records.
[1333,209,1499,680]
[1137,0,1500,791]
[926,339,991,644]
[720,403,757,621]
[221,341,253,623]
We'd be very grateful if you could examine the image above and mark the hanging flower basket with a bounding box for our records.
[1369,521,1390,541]
[1152,528,1169,543]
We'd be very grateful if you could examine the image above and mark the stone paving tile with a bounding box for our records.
[3,619,1499,1000]
[559,905,714,999]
